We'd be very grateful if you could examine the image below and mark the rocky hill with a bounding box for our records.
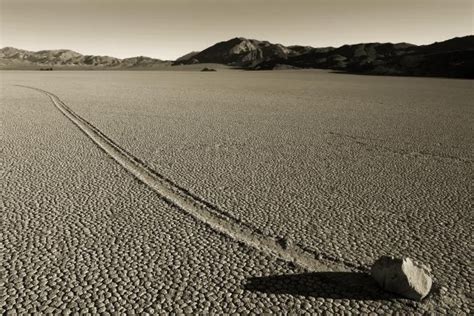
[173,37,300,67]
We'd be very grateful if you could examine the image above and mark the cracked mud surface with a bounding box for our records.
[2,70,472,313]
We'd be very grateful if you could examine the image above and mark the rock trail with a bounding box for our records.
[16,85,351,273]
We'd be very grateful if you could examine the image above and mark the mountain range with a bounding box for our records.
[0,47,170,69]
[1,35,473,78]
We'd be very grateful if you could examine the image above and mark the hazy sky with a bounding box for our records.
[1,0,472,60]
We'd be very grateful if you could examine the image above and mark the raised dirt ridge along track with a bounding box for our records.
[16,85,352,273]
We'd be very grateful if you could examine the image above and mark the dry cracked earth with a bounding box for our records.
[1,70,472,314]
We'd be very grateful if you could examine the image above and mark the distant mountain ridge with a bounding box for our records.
[1,35,473,78]
[0,47,169,69]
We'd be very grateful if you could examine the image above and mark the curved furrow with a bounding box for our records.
[16,84,353,273]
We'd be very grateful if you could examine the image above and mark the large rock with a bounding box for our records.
[371,256,432,301]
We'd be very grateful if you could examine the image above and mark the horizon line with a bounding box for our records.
[2,33,472,61]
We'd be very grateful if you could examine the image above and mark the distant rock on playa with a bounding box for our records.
[371,256,433,301]
[201,67,216,72]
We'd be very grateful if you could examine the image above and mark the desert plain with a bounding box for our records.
[1,69,472,314]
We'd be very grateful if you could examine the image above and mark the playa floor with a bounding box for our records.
[2,70,472,313]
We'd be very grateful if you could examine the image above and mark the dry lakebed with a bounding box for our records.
[1,69,472,314]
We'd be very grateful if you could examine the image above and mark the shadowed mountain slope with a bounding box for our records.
[175,51,200,63]
[251,36,474,78]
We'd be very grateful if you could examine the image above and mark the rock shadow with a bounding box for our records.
[244,271,401,301]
